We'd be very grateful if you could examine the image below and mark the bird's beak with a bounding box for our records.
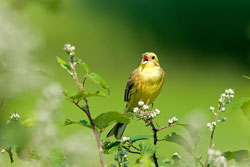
[142,55,149,64]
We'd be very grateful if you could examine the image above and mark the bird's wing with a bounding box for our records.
[124,69,137,102]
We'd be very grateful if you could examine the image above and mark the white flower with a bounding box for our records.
[10,112,20,121]
[64,44,71,50]
[121,136,130,143]
[221,93,226,98]
[70,46,75,52]
[1,148,5,153]
[207,123,212,128]
[225,89,230,94]
[168,119,173,124]
[221,107,226,112]
[155,109,160,115]
[210,106,215,111]
[218,98,224,103]
[207,123,213,131]
[172,116,178,122]
[138,100,144,106]
[228,88,234,95]
[142,105,149,110]
[212,122,216,126]
[133,107,139,113]
[230,94,234,98]
[69,52,75,56]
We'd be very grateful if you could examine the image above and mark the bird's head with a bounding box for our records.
[141,52,159,67]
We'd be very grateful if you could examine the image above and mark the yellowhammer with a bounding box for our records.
[107,52,165,139]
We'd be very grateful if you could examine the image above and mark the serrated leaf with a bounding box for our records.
[163,132,192,152]
[231,97,250,112]
[64,119,92,129]
[94,112,130,129]
[131,135,152,143]
[223,150,250,162]
[86,72,110,94]
[178,123,200,149]
[56,57,72,71]
[139,143,157,156]
[79,61,90,73]
[242,100,250,121]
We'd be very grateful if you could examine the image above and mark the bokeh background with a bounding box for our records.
[0,0,249,166]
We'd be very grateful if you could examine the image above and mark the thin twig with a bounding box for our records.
[190,152,204,167]
[204,109,220,166]
[122,146,141,155]
[156,123,176,132]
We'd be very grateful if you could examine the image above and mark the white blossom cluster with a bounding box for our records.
[133,100,161,124]
[121,136,131,143]
[7,112,21,124]
[208,149,227,167]
[207,88,235,131]
[10,112,20,121]
[168,116,178,125]
[64,43,75,56]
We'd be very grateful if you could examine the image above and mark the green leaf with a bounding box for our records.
[94,112,130,129]
[243,75,250,79]
[102,140,121,154]
[178,123,200,149]
[64,119,92,129]
[86,72,110,94]
[163,132,192,152]
[223,150,250,162]
[56,57,72,71]
[79,61,90,73]
[131,135,152,143]
[139,143,157,156]
[63,89,107,102]
[231,97,250,112]
[242,100,250,121]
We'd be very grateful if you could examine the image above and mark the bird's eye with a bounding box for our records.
[152,56,155,59]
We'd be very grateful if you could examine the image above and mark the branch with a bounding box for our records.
[150,122,159,167]
[73,100,105,167]
[4,147,14,163]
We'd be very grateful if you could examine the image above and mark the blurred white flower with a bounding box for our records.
[10,112,20,121]
[121,136,130,143]
[138,100,144,106]
[209,106,215,111]
[133,107,139,113]
[155,108,160,115]
[212,122,216,126]
[168,116,178,124]
[208,149,226,167]
[143,104,149,110]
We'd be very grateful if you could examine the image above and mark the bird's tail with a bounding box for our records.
[107,105,132,139]
[106,123,127,140]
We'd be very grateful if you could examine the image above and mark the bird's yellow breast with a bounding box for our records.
[131,66,165,107]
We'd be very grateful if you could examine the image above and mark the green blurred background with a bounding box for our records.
[0,0,250,166]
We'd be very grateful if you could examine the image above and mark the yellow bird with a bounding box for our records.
[107,52,165,139]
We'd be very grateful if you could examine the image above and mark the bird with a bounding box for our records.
[107,52,165,139]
